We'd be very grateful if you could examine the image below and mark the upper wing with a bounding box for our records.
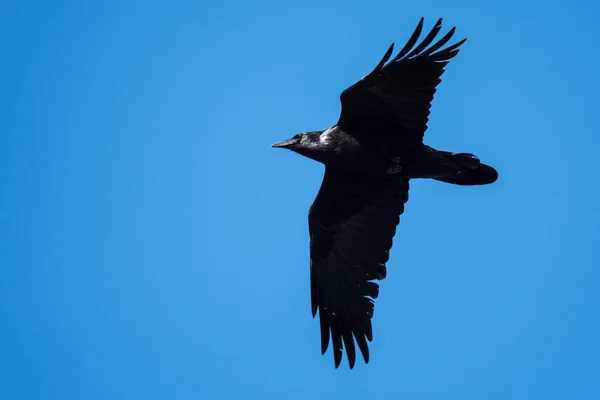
[337,17,467,144]
[308,167,410,369]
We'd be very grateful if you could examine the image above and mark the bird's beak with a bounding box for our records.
[271,138,297,149]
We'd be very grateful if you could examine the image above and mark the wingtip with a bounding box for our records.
[334,354,342,369]
[386,42,395,55]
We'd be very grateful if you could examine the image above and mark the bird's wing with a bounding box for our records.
[337,17,466,145]
[308,167,410,369]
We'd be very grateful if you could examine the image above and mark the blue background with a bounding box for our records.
[2,1,599,399]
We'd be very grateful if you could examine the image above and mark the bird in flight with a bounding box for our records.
[271,18,498,369]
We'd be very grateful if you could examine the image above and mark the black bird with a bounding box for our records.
[272,18,498,369]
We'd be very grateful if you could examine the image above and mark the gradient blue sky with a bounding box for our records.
[2,1,600,399]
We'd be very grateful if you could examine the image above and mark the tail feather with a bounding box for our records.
[435,152,498,186]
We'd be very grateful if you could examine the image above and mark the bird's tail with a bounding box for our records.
[434,151,498,186]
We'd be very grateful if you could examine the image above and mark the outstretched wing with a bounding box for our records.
[308,167,410,369]
[337,17,467,145]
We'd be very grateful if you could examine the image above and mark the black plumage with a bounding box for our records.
[271,18,498,369]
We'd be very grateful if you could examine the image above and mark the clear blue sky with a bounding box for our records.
[2,1,599,399]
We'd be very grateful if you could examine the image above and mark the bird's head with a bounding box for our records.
[271,131,329,162]
[270,133,303,150]
[271,131,321,150]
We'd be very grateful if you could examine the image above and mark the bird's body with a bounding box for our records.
[272,18,498,370]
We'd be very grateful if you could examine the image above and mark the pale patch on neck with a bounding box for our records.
[319,127,333,145]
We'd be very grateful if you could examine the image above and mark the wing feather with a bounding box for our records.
[308,167,410,368]
[337,18,467,144]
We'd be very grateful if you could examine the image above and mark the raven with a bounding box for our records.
[272,18,498,369]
